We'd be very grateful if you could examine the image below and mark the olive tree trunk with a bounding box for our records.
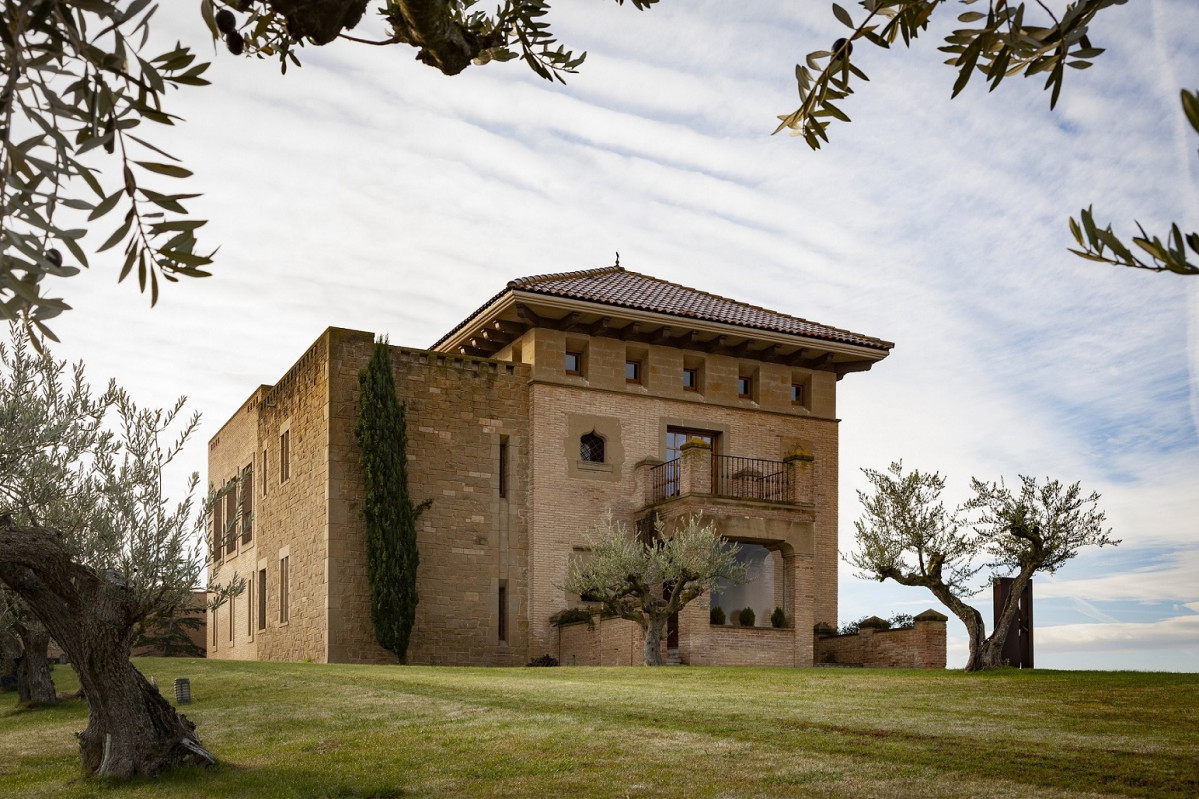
[916,579,990,672]
[14,622,56,705]
[0,525,214,777]
[642,618,664,667]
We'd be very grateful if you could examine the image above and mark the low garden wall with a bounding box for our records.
[556,617,651,666]
[690,625,798,667]
[813,609,947,669]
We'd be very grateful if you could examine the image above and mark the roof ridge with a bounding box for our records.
[508,265,623,289]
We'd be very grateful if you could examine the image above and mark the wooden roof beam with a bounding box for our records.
[482,328,515,345]
[588,316,614,337]
[492,319,526,335]
[729,339,758,358]
[515,303,543,326]
[669,329,697,348]
[795,352,836,370]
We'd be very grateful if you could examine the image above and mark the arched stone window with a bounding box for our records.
[580,431,605,463]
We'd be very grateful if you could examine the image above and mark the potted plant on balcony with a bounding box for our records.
[737,607,756,627]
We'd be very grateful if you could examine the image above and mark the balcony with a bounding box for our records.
[639,440,815,509]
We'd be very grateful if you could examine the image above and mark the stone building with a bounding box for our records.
[207,266,896,666]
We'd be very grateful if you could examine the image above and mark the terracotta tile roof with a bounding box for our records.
[506,266,892,351]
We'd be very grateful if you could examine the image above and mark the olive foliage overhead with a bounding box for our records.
[1,0,215,341]
[785,0,1195,275]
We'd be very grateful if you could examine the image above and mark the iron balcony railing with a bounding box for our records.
[714,455,788,501]
[652,458,681,500]
[650,455,789,503]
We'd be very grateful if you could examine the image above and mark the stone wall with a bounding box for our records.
[210,328,531,666]
[209,315,855,669]
[814,610,948,669]
[253,332,334,662]
[208,331,337,663]
[324,330,531,666]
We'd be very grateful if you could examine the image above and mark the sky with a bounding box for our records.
[31,1,1199,671]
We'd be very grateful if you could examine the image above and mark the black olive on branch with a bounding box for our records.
[216,9,237,35]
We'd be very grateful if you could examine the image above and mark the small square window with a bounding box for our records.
[791,384,804,405]
[738,376,753,398]
[625,360,641,383]
[565,351,582,375]
[683,368,698,391]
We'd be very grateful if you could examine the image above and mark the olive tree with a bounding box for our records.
[564,512,747,666]
[849,461,1117,671]
[0,324,238,777]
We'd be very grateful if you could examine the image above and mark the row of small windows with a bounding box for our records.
[566,351,805,405]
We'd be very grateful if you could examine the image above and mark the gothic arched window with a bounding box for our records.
[580,431,605,463]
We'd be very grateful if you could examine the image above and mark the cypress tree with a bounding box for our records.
[356,339,430,663]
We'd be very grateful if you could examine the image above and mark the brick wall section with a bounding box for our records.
[813,611,947,668]
[524,328,840,663]
[555,618,648,666]
[680,555,816,667]
[324,329,531,666]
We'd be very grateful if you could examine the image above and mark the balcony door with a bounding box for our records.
[664,428,720,498]
[666,428,719,461]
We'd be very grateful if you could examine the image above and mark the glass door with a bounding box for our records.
[664,428,719,497]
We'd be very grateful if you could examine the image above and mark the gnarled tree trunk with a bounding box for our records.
[0,524,214,777]
[976,569,1035,670]
[71,627,209,777]
[642,616,664,666]
[916,577,990,672]
[14,621,56,705]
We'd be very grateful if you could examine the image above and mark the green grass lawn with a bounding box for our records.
[1,659,1195,798]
